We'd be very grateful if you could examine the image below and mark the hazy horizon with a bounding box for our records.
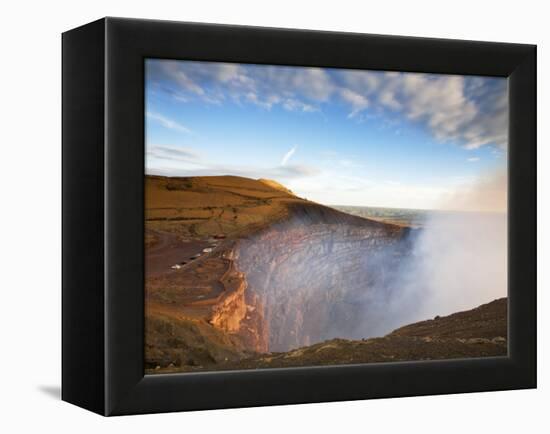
[145,59,508,212]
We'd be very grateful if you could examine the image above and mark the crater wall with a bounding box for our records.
[234,203,415,352]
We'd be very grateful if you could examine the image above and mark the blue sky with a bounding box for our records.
[145,59,507,210]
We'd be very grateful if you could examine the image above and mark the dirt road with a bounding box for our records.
[145,230,212,277]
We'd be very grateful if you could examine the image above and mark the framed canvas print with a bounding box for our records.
[62,17,536,416]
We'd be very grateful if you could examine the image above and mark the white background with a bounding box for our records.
[0,0,546,432]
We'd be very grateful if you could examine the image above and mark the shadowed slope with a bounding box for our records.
[148,298,507,373]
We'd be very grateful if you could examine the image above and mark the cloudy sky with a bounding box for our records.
[145,59,508,210]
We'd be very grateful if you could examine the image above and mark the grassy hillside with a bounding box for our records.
[145,175,308,239]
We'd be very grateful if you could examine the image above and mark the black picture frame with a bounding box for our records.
[62,17,536,416]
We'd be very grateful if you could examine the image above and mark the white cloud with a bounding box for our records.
[282,98,317,113]
[146,160,318,182]
[438,168,507,213]
[379,89,402,110]
[147,144,200,161]
[148,60,328,114]
[339,88,369,117]
[146,141,318,182]
[467,157,480,162]
[291,67,333,101]
[147,60,508,150]
[274,164,319,178]
[286,171,449,209]
[281,147,296,166]
[402,74,477,144]
[339,70,507,150]
[159,61,205,96]
[146,111,192,133]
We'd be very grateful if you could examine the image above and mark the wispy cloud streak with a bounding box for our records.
[281,147,296,166]
[146,111,192,133]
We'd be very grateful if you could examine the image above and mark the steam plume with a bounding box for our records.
[397,168,508,321]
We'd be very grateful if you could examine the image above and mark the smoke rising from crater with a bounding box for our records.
[388,168,508,326]
[234,169,508,350]
[343,168,508,339]
[440,168,507,213]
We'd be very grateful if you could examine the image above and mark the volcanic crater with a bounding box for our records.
[144,175,507,373]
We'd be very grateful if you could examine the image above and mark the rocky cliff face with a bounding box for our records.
[209,267,248,333]
[208,261,269,352]
[234,202,414,352]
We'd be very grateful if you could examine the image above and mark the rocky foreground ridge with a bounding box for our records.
[147,298,507,373]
